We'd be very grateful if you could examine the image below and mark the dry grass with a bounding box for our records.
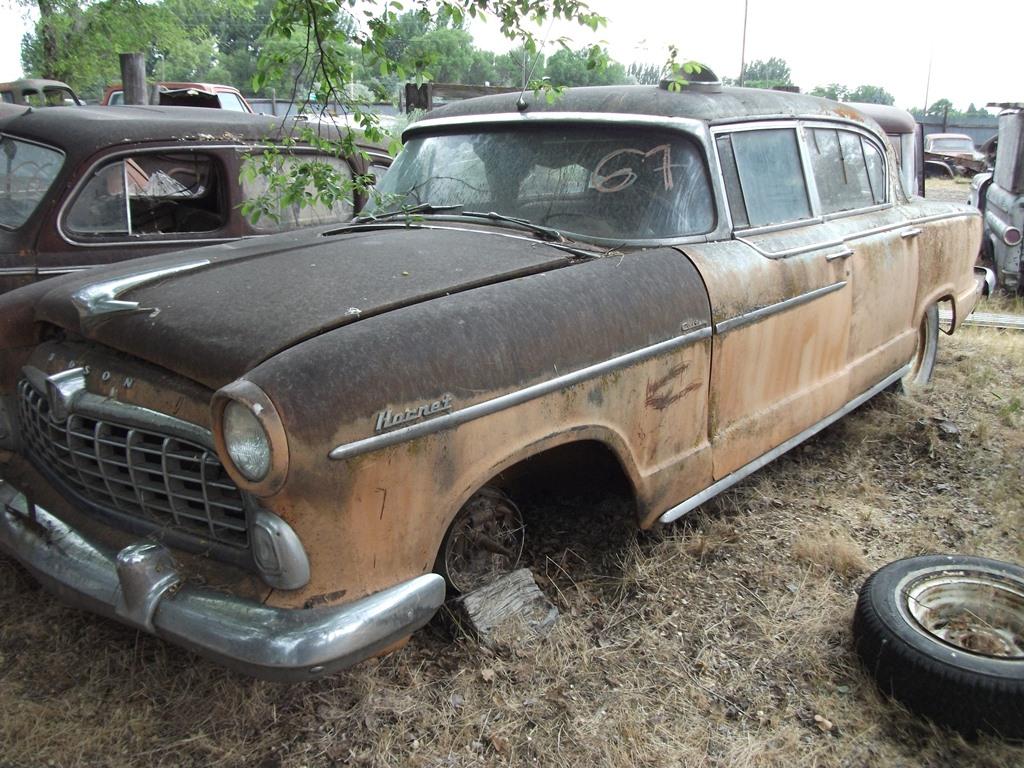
[2,327,1024,767]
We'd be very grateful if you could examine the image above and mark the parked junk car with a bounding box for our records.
[923,132,987,178]
[847,102,923,197]
[0,105,390,294]
[0,78,987,680]
[970,103,1024,292]
[102,82,253,112]
[0,79,83,107]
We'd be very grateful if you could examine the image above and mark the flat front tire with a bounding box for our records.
[854,555,1024,738]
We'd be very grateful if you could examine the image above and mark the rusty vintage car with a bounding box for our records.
[0,105,390,294]
[0,80,988,680]
[970,103,1024,292]
[923,132,988,179]
[0,78,83,108]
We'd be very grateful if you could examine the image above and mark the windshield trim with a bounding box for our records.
[0,132,66,231]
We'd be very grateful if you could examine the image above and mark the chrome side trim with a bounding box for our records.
[0,481,445,681]
[71,259,210,326]
[329,326,713,461]
[715,281,847,335]
[659,363,910,524]
[0,267,37,275]
[36,265,108,275]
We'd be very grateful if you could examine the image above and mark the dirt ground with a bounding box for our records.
[1,195,1022,765]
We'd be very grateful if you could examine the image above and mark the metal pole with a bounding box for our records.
[119,53,147,105]
[738,0,749,87]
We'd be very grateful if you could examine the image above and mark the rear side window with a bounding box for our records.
[65,152,225,238]
[0,136,64,229]
[217,92,248,112]
[720,128,811,228]
[240,153,354,233]
[806,128,886,213]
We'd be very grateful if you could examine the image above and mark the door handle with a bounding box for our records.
[900,227,923,239]
[825,247,854,261]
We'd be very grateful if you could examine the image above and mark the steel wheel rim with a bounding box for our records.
[902,571,1024,659]
[442,489,524,593]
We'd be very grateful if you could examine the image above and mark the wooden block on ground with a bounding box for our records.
[456,568,559,646]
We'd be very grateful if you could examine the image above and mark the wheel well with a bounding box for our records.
[486,440,636,511]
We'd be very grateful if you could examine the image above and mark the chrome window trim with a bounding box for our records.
[0,267,37,276]
[659,362,912,524]
[715,281,847,335]
[399,112,733,243]
[711,119,894,240]
[329,325,713,461]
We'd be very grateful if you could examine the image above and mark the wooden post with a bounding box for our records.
[119,53,148,105]
[404,83,432,113]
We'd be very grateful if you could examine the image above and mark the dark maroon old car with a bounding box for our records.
[0,105,390,294]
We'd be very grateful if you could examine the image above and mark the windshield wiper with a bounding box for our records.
[352,205,601,259]
[355,203,464,223]
[455,210,565,243]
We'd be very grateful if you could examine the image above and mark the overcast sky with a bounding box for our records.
[2,0,1020,111]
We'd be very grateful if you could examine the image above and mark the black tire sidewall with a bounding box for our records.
[855,554,1024,737]
[860,554,1024,680]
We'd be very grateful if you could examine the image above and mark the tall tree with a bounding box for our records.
[738,57,792,89]
[847,84,894,105]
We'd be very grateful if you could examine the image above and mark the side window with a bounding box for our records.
[241,153,354,233]
[65,152,225,238]
[722,128,811,228]
[1,91,14,104]
[217,92,248,112]
[108,91,124,106]
[807,128,886,214]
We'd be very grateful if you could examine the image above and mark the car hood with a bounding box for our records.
[32,224,575,389]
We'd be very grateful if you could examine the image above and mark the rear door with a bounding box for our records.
[681,124,854,479]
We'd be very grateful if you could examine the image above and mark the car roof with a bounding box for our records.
[0,78,76,91]
[845,102,916,134]
[413,85,880,133]
[0,105,382,157]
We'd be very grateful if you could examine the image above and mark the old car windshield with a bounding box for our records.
[370,125,715,240]
[0,136,64,229]
[930,138,975,152]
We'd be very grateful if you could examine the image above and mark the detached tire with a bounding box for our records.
[854,555,1024,738]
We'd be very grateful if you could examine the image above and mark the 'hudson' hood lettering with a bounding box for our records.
[374,394,454,433]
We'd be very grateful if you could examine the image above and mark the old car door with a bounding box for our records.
[800,123,918,397]
[680,124,855,481]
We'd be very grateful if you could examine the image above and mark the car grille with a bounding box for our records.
[17,378,248,547]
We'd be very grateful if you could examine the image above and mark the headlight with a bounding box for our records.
[223,400,271,481]
[213,379,289,494]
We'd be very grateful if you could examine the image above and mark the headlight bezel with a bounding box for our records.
[212,380,289,496]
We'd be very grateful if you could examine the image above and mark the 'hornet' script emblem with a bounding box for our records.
[374,394,454,433]
[71,259,211,327]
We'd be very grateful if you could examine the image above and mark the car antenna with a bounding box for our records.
[517,18,555,112]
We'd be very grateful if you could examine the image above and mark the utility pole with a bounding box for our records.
[738,0,749,87]
[119,53,147,105]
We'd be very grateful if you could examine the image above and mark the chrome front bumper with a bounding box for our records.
[0,480,446,681]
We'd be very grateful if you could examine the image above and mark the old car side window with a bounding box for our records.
[806,128,875,213]
[715,135,749,229]
[728,128,811,227]
[241,154,354,233]
[860,137,886,204]
[65,152,226,238]
[0,136,64,230]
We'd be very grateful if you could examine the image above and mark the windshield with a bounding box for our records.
[929,137,975,153]
[370,124,715,241]
[0,136,64,229]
